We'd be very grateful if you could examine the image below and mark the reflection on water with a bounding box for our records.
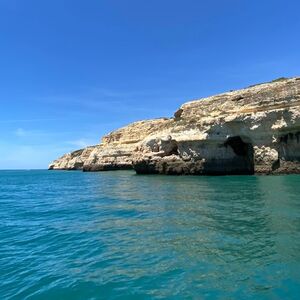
[0,170,300,299]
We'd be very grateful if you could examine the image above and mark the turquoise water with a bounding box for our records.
[1,170,300,299]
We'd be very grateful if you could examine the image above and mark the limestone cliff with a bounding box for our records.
[48,118,170,171]
[48,146,96,170]
[82,118,170,171]
[49,77,300,175]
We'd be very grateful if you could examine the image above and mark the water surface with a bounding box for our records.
[1,170,300,299]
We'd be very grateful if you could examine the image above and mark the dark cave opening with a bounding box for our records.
[224,136,254,174]
[278,131,300,162]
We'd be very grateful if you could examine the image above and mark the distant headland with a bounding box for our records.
[49,77,300,175]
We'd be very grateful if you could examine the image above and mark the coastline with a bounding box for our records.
[49,77,300,176]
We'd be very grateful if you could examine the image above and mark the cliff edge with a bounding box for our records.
[49,77,300,175]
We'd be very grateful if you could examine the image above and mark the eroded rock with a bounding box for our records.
[49,77,300,175]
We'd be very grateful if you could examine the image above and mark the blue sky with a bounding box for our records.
[0,0,299,169]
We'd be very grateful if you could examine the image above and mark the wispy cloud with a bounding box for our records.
[13,128,51,138]
[14,128,28,137]
[67,138,97,148]
[33,86,176,116]
[12,128,99,140]
[0,118,66,124]
[0,141,74,169]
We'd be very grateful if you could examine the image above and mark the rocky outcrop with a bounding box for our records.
[49,77,300,175]
[48,146,96,170]
[48,118,170,171]
[82,118,170,171]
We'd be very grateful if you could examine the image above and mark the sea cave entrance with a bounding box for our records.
[224,136,254,175]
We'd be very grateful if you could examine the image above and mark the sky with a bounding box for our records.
[0,0,299,169]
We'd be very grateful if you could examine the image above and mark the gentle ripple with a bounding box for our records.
[0,170,300,299]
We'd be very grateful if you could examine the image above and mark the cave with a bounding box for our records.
[278,131,300,162]
[224,136,254,175]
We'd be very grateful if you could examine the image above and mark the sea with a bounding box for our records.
[1,170,300,299]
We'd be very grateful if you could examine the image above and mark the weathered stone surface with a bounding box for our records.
[48,146,96,170]
[82,118,171,171]
[49,118,170,171]
[133,77,300,175]
[49,77,300,175]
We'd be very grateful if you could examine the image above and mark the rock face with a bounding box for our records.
[82,118,170,171]
[48,146,96,170]
[49,77,300,175]
[48,118,171,171]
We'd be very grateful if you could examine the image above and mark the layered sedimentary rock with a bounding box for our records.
[49,77,300,175]
[82,118,170,171]
[49,118,170,171]
[48,146,96,170]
